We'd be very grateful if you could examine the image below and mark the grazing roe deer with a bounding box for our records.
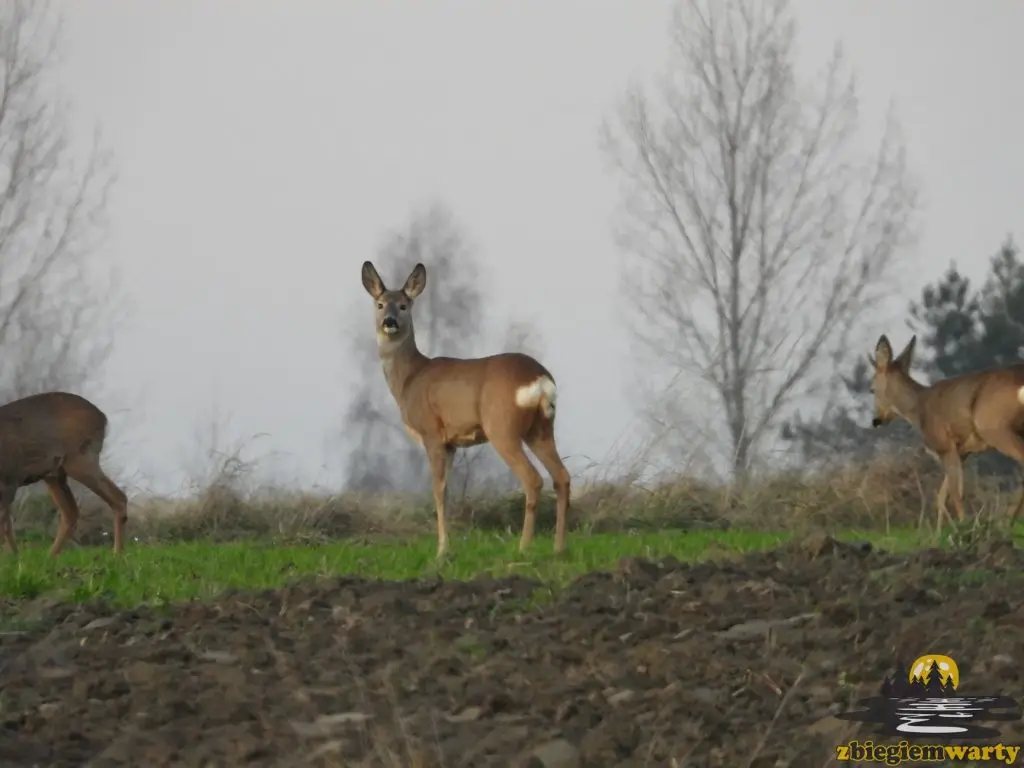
[360,261,571,559]
[870,334,1024,529]
[0,392,127,556]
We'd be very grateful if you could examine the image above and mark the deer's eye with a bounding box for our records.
[377,303,384,310]
[399,304,407,311]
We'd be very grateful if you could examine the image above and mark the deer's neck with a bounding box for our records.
[378,329,430,405]
[891,369,927,429]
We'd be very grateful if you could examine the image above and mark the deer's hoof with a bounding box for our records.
[435,553,453,568]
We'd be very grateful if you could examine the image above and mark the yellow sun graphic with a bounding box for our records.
[909,654,959,690]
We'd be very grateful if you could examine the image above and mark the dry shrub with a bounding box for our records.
[563,450,1022,535]
[8,447,1024,546]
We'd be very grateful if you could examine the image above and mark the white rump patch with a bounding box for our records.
[1017,386,1024,406]
[515,376,557,418]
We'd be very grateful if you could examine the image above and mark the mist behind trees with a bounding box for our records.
[6,0,1024,500]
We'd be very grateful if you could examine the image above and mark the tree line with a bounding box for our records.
[4,0,1019,495]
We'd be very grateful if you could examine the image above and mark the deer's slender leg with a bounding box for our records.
[490,435,543,552]
[1009,469,1024,533]
[64,455,128,554]
[0,510,13,553]
[974,428,1024,530]
[935,474,950,531]
[526,426,571,554]
[44,475,80,558]
[939,451,966,523]
[426,443,455,559]
[0,485,17,554]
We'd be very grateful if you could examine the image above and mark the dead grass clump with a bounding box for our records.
[566,451,1020,534]
[139,489,433,543]
[7,450,1023,546]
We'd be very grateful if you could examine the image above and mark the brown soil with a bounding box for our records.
[3,536,1024,767]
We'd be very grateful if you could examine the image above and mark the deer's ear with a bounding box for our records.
[895,334,917,370]
[403,263,427,299]
[874,335,893,368]
[361,261,385,299]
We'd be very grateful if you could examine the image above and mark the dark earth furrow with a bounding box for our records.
[2,535,1024,767]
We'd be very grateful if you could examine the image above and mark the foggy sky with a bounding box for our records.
[56,0,1024,496]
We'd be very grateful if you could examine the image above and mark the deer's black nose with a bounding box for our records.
[382,316,398,329]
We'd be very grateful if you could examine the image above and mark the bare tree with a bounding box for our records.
[342,201,544,497]
[601,0,918,478]
[0,1,118,402]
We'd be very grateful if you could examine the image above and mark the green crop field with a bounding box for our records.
[0,527,940,609]
[6,448,1019,615]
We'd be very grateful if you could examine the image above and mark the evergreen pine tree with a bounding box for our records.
[908,262,982,379]
[924,663,945,696]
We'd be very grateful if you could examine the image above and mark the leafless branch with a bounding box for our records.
[0,1,119,401]
[601,0,918,477]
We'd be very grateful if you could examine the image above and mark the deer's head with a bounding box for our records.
[869,334,916,427]
[360,261,426,347]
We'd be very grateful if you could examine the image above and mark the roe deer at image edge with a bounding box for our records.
[870,334,1024,529]
[360,260,571,559]
[0,391,128,556]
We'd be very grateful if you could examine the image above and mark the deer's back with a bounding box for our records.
[0,392,109,468]
[416,352,552,395]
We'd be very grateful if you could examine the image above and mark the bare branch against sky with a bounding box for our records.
[340,201,544,496]
[0,1,118,401]
[600,0,918,479]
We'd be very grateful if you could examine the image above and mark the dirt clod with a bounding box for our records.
[527,738,581,768]
[2,543,1024,766]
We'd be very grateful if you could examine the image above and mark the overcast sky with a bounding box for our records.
[57,0,1024,497]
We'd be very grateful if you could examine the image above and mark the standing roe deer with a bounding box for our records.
[360,261,571,559]
[870,334,1024,529]
[0,391,127,556]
